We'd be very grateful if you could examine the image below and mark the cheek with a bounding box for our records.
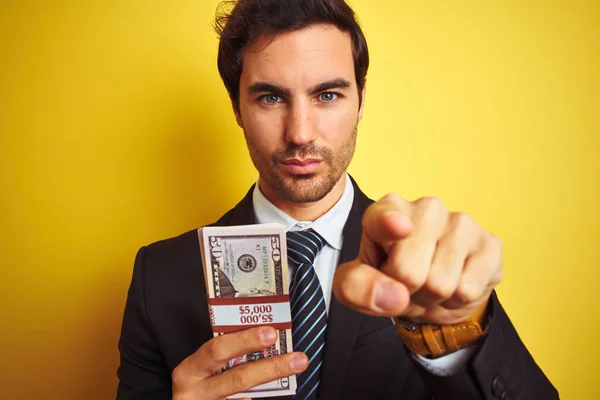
[242,109,285,152]
[316,107,357,146]
[239,92,284,136]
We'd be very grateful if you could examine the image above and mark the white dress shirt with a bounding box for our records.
[252,173,476,376]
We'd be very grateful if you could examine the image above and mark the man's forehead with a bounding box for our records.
[241,24,356,89]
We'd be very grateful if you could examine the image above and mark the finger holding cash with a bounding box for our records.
[171,326,308,400]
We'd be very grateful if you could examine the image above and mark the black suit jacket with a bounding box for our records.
[117,179,558,399]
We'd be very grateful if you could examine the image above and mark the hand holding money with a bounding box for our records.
[171,326,308,400]
[196,224,300,398]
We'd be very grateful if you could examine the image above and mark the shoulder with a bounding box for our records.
[348,175,375,215]
[140,197,244,268]
[133,207,241,306]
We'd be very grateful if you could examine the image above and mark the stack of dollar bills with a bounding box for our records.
[198,224,296,398]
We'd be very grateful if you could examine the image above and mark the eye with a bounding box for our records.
[319,92,338,103]
[261,94,282,105]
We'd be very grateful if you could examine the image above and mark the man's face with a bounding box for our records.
[236,24,365,204]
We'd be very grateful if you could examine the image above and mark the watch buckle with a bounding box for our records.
[392,316,418,332]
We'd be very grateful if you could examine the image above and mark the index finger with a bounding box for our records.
[208,351,308,399]
[363,194,413,247]
[181,326,278,379]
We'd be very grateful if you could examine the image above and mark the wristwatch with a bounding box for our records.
[392,299,491,358]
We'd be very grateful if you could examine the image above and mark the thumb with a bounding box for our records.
[333,259,411,316]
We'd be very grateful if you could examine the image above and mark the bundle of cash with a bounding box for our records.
[198,223,296,399]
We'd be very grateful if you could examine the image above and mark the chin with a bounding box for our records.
[278,173,339,204]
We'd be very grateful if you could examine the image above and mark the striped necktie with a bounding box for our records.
[287,229,327,400]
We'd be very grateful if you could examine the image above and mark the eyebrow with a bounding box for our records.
[248,82,292,98]
[308,78,351,96]
[248,78,352,97]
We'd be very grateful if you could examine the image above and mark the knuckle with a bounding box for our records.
[205,375,225,396]
[240,327,260,343]
[387,249,425,281]
[487,233,503,253]
[417,196,443,210]
[173,393,194,400]
[448,213,477,242]
[271,357,288,377]
[231,370,247,391]
[411,272,429,290]
[479,232,503,268]
[491,268,504,285]
[416,197,446,221]
[454,282,482,304]
[452,212,474,229]
[381,192,401,203]
[171,364,187,385]
[204,336,225,361]
[424,276,455,299]
[393,264,427,291]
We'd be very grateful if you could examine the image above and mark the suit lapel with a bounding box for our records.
[217,184,257,226]
[319,177,373,399]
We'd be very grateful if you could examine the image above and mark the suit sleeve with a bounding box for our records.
[116,247,172,400]
[408,291,559,400]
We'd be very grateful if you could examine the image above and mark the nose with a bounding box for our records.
[284,100,317,145]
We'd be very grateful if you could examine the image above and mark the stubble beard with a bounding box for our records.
[246,126,358,204]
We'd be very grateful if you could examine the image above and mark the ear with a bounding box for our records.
[358,84,367,122]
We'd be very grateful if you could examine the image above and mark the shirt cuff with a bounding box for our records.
[411,346,478,376]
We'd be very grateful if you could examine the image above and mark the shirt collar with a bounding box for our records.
[252,174,354,251]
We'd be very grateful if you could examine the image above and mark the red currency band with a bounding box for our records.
[212,322,292,334]
[208,294,290,306]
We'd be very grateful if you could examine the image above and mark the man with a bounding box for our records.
[116,0,558,399]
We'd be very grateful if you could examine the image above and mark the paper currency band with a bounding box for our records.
[208,294,290,306]
[213,322,293,334]
[210,301,292,327]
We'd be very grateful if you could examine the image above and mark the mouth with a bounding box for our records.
[280,158,322,174]
[282,158,321,165]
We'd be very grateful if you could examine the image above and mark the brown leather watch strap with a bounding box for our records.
[393,299,490,358]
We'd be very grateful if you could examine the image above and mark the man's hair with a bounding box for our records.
[214,0,369,111]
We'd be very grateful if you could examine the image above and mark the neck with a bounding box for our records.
[259,175,347,222]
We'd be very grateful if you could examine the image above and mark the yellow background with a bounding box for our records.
[1,0,598,398]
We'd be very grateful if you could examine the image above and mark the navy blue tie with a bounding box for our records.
[287,229,327,400]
